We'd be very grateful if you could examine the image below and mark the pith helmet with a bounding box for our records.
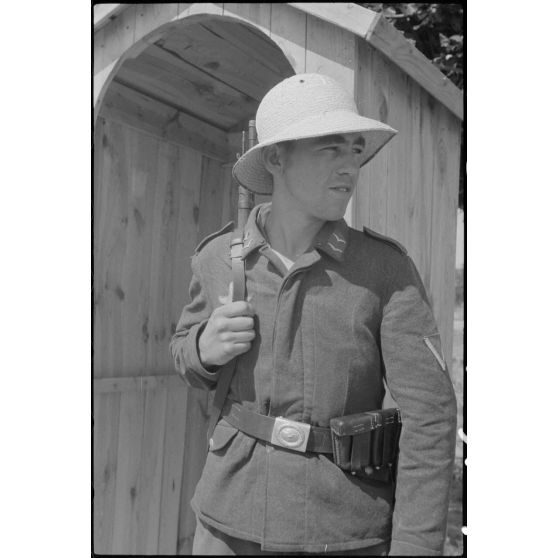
[232,73,397,195]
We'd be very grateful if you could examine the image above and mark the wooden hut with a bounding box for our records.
[93,3,463,555]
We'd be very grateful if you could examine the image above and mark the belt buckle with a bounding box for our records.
[270,417,311,452]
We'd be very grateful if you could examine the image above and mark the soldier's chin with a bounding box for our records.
[321,204,351,222]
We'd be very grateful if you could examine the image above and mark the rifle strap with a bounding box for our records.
[206,227,245,447]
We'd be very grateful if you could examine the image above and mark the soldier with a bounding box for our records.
[170,73,457,556]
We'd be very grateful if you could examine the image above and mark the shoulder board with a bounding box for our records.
[194,221,235,255]
[363,226,407,255]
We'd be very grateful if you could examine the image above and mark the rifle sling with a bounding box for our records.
[206,227,245,446]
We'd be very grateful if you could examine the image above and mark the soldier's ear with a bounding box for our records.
[262,144,286,175]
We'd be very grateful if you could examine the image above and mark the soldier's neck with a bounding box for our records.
[264,198,324,261]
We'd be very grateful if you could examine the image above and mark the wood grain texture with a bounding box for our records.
[156,23,284,101]
[94,374,185,394]
[94,118,216,379]
[136,387,168,553]
[116,55,242,129]
[177,388,210,555]
[120,129,159,378]
[94,5,137,75]
[221,3,272,37]
[354,39,389,233]
[158,384,189,554]
[289,2,379,40]
[384,60,411,249]
[112,389,146,554]
[269,3,306,74]
[100,81,231,160]
[428,102,460,369]
[202,17,291,78]
[93,392,121,554]
[197,156,225,242]
[305,12,356,93]
[134,3,179,39]
[94,4,128,32]
[94,119,130,378]
[172,144,204,331]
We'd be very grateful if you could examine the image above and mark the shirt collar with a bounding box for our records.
[241,202,349,262]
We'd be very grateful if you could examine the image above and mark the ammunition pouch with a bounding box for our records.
[330,408,402,482]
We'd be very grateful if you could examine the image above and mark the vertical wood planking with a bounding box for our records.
[94,120,130,378]
[172,146,204,338]
[158,384,189,554]
[385,62,411,248]
[112,390,146,554]
[270,3,306,74]
[366,48,392,234]
[305,13,356,93]
[134,3,179,39]
[414,88,436,290]
[197,156,225,243]
[146,141,178,374]
[177,388,210,555]
[220,162,235,226]
[136,387,168,553]
[93,392,121,554]
[121,130,159,377]
[222,3,272,35]
[429,103,460,369]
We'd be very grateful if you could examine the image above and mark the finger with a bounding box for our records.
[227,330,256,343]
[217,301,255,318]
[230,342,252,356]
[227,316,255,331]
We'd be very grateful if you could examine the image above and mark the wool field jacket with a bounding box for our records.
[170,203,457,555]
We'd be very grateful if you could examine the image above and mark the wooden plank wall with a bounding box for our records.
[94,116,235,379]
[94,112,235,554]
[93,375,190,555]
[354,38,461,369]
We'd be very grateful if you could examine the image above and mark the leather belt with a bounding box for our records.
[222,401,333,454]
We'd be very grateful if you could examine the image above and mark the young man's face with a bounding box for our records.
[278,132,366,222]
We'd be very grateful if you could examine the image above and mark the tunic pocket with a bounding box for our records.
[208,420,239,452]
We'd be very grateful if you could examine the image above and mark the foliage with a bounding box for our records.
[357,4,465,209]
[356,3,463,89]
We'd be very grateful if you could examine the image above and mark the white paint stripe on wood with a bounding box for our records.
[94,4,128,32]
[289,2,380,40]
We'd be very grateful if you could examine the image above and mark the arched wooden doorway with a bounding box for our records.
[93,13,294,555]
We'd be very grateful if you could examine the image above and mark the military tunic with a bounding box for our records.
[170,203,457,555]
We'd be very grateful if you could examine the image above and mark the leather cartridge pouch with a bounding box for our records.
[329,408,402,482]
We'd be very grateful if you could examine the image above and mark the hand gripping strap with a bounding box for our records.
[206,227,245,447]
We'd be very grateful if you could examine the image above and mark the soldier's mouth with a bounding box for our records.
[330,186,352,193]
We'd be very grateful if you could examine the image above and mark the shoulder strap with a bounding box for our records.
[363,226,407,255]
[206,226,245,446]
